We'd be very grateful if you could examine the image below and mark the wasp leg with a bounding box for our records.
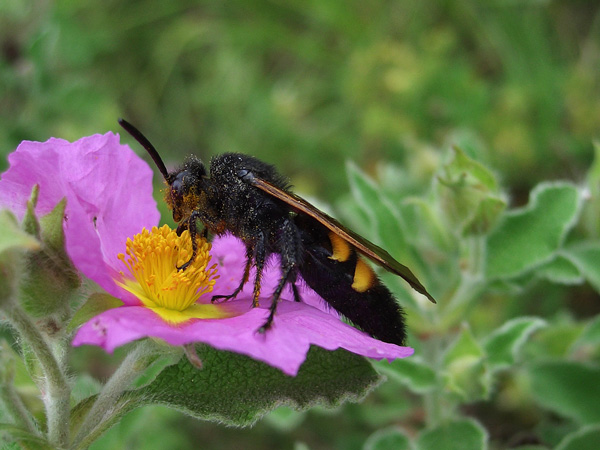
[259,267,295,333]
[291,283,301,302]
[250,231,267,308]
[177,211,206,271]
[212,246,253,303]
[175,220,188,236]
[259,219,301,332]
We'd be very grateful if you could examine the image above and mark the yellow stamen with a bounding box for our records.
[116,225,229,325]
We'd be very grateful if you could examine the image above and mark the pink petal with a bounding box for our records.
[0,133,160,297]
[73,297,412,376]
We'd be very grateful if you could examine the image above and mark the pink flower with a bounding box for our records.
[0,133,160,297]
[0,133,413,376]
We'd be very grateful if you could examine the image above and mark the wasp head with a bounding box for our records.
[165,156,207,222]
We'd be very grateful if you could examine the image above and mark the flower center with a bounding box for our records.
[117,225,228,324]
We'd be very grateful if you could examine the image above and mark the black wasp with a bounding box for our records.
[118,119,435,346]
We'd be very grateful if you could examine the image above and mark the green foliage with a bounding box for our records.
[416,418,488,450]
[137,346,380,426]
[485,183,580,279]
[555,425,600,450]
[1,1,598,198]
[67,345,381,449]
[331,148,598,449]
[530,361,600,425]
[364,427,413,450]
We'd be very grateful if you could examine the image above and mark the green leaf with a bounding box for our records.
[556,425,600,450]
[19,199,81,316]
[68,293,124,333]
[438,146,499,196]
[438,147,506,235]
[0,210,40,304]
[462,196,507,235]
[0,423,54,450]
[576,315,600,346]
[75,345,382,430]
[443,325,490,402]
[484,317,546,370]
[376,357,436,393]
[416,418,488,450]
[535,255,583,285]
[364,427,414,450]
[527,323,583,359]
[264,407,306,431]
[529,361,600,425]
[21,184,41,238]
[140,345,381,426]
[561,241,600,293]
[38,198,68,256]
[581,143,600,237]
[444,325,484,362]
[485,182,580,279]
[0,210,40,254]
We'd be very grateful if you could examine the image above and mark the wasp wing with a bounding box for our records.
[249,177,436,303]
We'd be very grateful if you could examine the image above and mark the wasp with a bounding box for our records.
[118,119,434,345]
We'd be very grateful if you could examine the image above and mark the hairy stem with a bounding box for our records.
[71,340,156,449]
[3,302,70,448]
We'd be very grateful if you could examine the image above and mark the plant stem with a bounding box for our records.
[71,340,156,449]
[422,334,446,427]
[2,302,70,448]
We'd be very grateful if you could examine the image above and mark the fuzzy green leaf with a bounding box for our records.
[138,345,381,426]
[486,183,580,279]
[535,255,583,285]
[581,143,600,237]
[376,357,436,393]
[443,326,489,402]
[19,199,81,316]
[484,317,546,370]
[576,315,600,346]
[74,345,382,430]
[0,210,40,304]
[556,425,600,450]
[417,418,488,450]
[365,427,414,450]
[0,423,54,450]
[0,210,40,254]
[438,147,505,235]
[561,241,600,293]
[462,195,507,235]
[530,361,600,425]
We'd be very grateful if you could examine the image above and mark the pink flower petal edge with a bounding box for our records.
[72,298,413,376]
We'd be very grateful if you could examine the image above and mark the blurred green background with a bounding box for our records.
[1,1,599,449]
[2,0,598,199]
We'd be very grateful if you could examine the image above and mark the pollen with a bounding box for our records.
[116,225,227,325]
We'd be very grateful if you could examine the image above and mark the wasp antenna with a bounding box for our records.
[118,118,170,182]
